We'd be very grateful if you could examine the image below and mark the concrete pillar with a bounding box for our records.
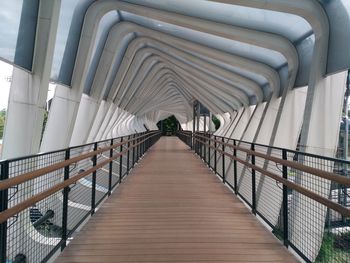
[86,100,112,143]
[70,94,99,146]
[40,84,81,151]
[290,71,347,261]
[1,1,62,262]
[2,0,60,158]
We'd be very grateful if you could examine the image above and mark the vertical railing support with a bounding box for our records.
[137,135,140,161]
[214,136,217,174]
[119,137,123,184]
[190,131,192,149]
[61,149,70,250]
[0,161,9,263]
[222,137,225,183]
[233,140,238,195]
[282,149,289,247]
[251,143,256,215]
[132,134,136,168]
[140,133,143,157]
[91,142,98,215]
[127,136,130,174]
[143,133,146,154]
[192,103,195,150]
[145,133,148,152]
[200,135,202,157]
[204,134,207,162]
[108,139,113,196]
[194,133,196,154]
[208,134,211,168]
[197,134,200,156]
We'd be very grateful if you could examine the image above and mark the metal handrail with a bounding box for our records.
[193,132,350,187]
[193,135,350,218]
[177,130,350,263]
[0,132,160,224]
[0,130,162,263]
[0,131,157,191]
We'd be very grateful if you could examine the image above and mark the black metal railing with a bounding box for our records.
[177,130,350,263]
[0,131,161,263]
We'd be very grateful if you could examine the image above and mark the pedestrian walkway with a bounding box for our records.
[55,137,297,262]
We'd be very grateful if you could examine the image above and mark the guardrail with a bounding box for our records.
[0,131,161,263]
[177,130,350,263]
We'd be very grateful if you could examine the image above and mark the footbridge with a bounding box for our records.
[1,1,350,262]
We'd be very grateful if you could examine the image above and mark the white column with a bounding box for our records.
[1,2,62,262]
[40,84,81,151]
[70,94,99,146]
[2,0,60,158]
[86,100,112,142]
[290,71,347,261]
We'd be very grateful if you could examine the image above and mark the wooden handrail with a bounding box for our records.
[0,131,158,191]
[193,136,350,218]
[193,133,350,187]
[0,132,160,224]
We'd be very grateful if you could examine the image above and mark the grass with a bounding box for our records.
[315,232,350,263]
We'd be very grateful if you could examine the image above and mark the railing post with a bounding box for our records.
[61,149,70,250]
[108,139,113,196]
[199,134,201,156]
[197,134,200,155]
[0,161,9,263]
[127,136,130,174]
[137,135,140,161]
[143,133,146,155]
[119,137,123,184]
[132,134,136,168]
[282,149,289,247]
[91,142,98,215]
[140,133,143,156]
[194,133,196,154]
[193,133,198,153]
[222,137,225,183]
[190,133,192,147]
[214,136,217,174]
[208,134,211,168]
[203,134,207,163]
[140,133,142,158]
[251,143,256,215]
[193,133,196,153]
[199,135,201,157]
[233,140,238,195]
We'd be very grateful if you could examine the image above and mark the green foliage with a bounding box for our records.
[315,232,350,263]
[163,115,178,135]
[41,110,48,142]
[212,115,220,130]
[316,232,336,263]
[0,109,6,139]
[43,110,48,128]
[0,109,48,141]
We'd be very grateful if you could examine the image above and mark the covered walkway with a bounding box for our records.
[2,2,350,262]
[55,137,296,263]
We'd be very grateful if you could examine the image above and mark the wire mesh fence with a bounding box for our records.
[178,131,350,263]
[0,131,161,263]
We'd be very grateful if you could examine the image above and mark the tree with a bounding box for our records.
[212,115,220,130]
[40,110,48,143]
[0,109,6,139]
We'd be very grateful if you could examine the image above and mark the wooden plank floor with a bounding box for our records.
[55,137,298,263]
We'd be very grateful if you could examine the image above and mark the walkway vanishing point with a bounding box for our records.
[55,137,297,263]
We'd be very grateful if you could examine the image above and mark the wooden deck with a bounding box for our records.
[55,137,298,263]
